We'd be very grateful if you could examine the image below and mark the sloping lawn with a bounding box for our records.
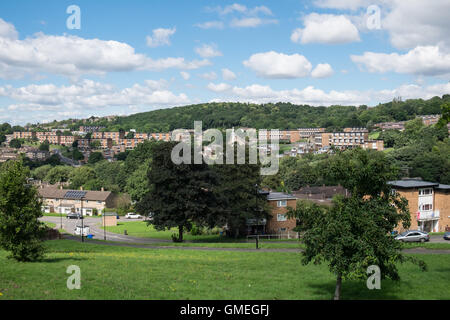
[0,240,449,300]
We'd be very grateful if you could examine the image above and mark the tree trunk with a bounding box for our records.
[178,225,183,242]
[334,273,342,300]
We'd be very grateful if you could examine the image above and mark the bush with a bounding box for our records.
[171,233,183,243]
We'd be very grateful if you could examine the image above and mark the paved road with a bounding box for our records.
[41,216,171,244]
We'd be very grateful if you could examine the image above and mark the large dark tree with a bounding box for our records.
[0,161,46,261]
[289,149,426,300]
[136,141,217,242]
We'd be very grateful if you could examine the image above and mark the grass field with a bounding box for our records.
[103,221,450,249]
[104,221,225,242]
[0,240,449,300]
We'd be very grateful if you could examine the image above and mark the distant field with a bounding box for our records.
[0,240,449,300]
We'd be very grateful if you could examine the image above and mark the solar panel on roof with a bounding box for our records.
[64,190,87,199]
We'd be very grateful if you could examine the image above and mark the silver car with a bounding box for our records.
[395,230,430,242]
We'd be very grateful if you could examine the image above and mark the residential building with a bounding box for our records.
[265,192,297,234]
[38,186,115,216]
[13,131,36,140]
[388,179,450,232]
[298,128,326,139]
[59,135,79,146]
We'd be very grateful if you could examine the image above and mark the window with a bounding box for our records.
[277,200,287,207]
[277,214,287,221]
[421,204,433,211]
[419,188,433,196]
[280,227,287,232]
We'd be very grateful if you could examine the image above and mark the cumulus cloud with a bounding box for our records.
[180,71,190,80]
[0,18,18,40]
[2,79,190,116]
[207,82,231,92]
[0,23,209,79]
[146,27,176,47]
[195,21,224,29]
[201,3,277,29]
[198,71,217,80]
[208,81,450,106]
[351,46,450,76]
[311,63,334,78]
[195,43,223,58]
[243,51,313,79]
[222,68,237,81]
[291,13,360,44]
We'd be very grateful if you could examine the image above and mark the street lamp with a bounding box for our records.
[81,196,84,243]
[254,183,259,250]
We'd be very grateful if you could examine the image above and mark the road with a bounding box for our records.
[52,149,80,167]
[41,215,170,244]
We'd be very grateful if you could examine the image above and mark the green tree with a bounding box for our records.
[88,152,103,164]
[9,138,22,149]
[44,166,73,184]
[136,142,217,242]
[289,149,426,300]
[39,140,50,151]
[125,160,151,202]
[70,166,97,190]
[0,161,46,261]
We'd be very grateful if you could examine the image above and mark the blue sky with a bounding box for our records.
[0,0,449,125]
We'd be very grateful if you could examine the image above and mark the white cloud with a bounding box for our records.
[180,71,190,80]
[2,79,190,116]
[0,18,18,40]
[195,21,224,29]
[313,0,372,10]
[291,13,360,44]
[311,63,334,78]
[230,17,278,28]
[0,31,210,79]
[351,46,450,76]
[146,27,176,47]
[195,44,223,58]
[210,82,450,106]
[382,0,450,50]
[199,71,217,80]
[222,68,237,81]
[243,51,312,79]
[207,82,231,92]
[216,4,273,16]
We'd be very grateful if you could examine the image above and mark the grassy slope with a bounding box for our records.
[0,240,449,300]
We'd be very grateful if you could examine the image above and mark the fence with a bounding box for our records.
[246,231,300,241]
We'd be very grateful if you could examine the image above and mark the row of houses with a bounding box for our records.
[373,114,444,131]
[263,178,450,235]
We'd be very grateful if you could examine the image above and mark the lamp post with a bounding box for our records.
[103,211,106,241]
[254,183,259,250]
[81,196,84,243]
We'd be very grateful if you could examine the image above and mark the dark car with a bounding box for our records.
[67,212,83,219]
[444,232,450,241]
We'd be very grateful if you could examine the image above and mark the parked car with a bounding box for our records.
[67,212,83,219]
[125,212,142,219]
[395,230,430,242]
[444,232,450,241]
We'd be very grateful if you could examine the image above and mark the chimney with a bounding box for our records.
[80,186,83,191]
[101,187,104,192]
[59,185,63,190]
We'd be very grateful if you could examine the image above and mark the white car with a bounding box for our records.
[125,213,142,219]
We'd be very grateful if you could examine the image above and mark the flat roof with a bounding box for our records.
[388,180,439,189]
[267,192,297,201]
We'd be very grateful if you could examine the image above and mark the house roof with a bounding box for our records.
[267,192,297,201]
[437,184,450,191]
[38,186,112,201]
[388,180,439,189]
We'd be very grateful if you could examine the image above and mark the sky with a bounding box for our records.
[0,0,449,125]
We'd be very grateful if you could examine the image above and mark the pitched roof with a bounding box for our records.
[38,186,112,201]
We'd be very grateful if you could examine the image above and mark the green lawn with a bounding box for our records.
[0,240,449,300]
[104,221,225,242]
